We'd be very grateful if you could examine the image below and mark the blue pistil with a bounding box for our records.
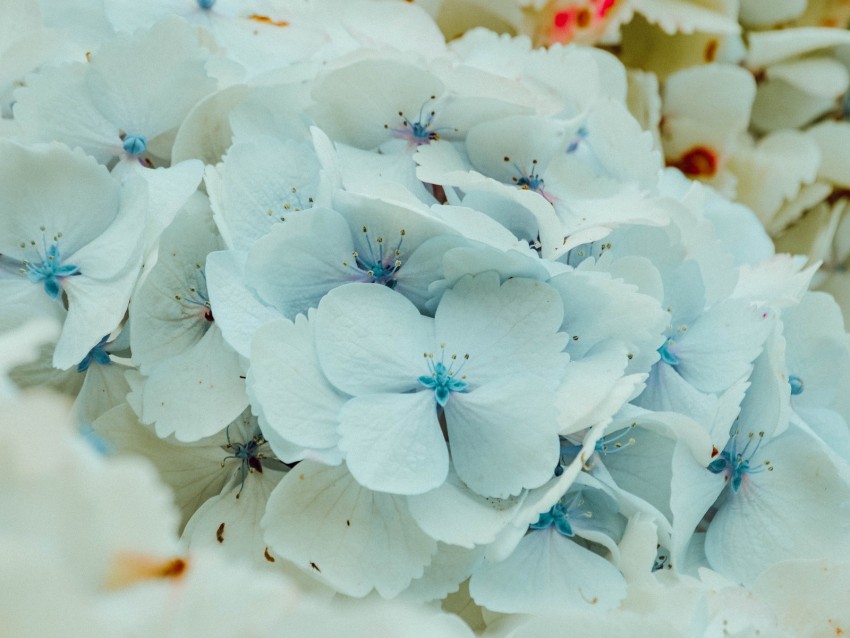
[418,350,469,407]
[77,335,112,373]
[789,375,804,396]
[344,226,405,288]
[530,502,575,537]
[122,134,147,156]
[22,242,80,299]
[657,338,679,366]
[708,430,772,493]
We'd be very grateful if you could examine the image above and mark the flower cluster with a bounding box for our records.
[404,0,850,320]
[2,0,850,635]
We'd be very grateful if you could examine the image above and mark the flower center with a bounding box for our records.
[264,187,315,222]
[122,134,148,156]
[385,96,453,146]
[418,348,470,407]
[174,265,214,322]
[708,430,773,493]
[530,502,575,537]
[77,335,112,373]
[342,226,405,287]
[222,428,266,496]
[15,230,80,299]
[657,338,680,366]
[197,0,216,9]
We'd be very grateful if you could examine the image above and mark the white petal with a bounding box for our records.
[205,249,280,358]
[446,377,560,498]
[182,468,285,569]
[470,528,626,614]
[705,426,850,584]
[248,316,345,459]
[436,273,567,387]
[674,300,774,394]
[339,391,448,495]
[141,326,248,441]
[315,283,433,396]
[407,468,527,547]
[245,207,354,318]
[263,462,437,597]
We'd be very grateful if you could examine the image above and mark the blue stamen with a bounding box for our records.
[418,350,469,407]
[388,96,454,145]
[658,339,679,366]
[789,375,804,396]
[197,0,216,8]
[345,227,405,288]
[77,335,112,373]
[708,430,772,493]
[511,159,545,192]
[122,134,147,156]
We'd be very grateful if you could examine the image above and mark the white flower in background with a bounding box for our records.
[0,141,145,369]
[0,0,69,123]
[660,64,755,195]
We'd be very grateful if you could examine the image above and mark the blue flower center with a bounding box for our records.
[418,349,469,407]
[503,156,546,194]
[708,430,773,493]
[657,338,679,366]
[344,226,405,287]
[387,96,453,145]
[17,234,81,299]
[197,0,216,8]
[789,375,804,396]
[174,266,214,321]
[77,335,112,373]
[222,429,266,496]
[530,502,575,537]
[122,134,147,156]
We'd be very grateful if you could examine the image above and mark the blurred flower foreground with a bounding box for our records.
[3,1,850,636]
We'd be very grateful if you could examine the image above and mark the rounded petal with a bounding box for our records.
[262,461,438,598]
[446,377,560,498]
[315,283,433,396]
[339,391,448,495]
[436,272,567,387]
[470,528,626,614]
[248,316,345,459]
